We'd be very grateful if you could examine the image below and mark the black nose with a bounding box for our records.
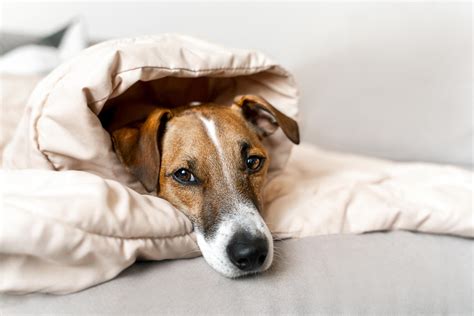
[226,232,268,271]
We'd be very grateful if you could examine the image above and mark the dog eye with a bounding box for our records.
[173,168,198,184]
[246,156,264,172]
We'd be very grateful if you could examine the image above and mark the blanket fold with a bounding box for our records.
[0,169,199,294]
[263,145,473,239]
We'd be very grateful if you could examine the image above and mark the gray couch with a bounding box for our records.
[2,232,472,315]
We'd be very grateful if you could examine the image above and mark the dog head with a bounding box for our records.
[111,95,299,277]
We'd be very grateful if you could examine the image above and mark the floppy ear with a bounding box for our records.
[234,95,300,144]
[111,108,171,192]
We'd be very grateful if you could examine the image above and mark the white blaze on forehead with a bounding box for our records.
[198,115,235,192]
[200,116,220,147]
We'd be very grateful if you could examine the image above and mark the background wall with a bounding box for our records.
[1,1,472,166]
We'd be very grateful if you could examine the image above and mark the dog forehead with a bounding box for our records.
[165,105,255,145]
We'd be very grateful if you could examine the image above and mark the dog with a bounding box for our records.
[110,95,299,277]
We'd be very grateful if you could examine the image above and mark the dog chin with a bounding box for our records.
[195,210,274,278]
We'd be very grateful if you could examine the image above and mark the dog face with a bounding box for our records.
[111,95,299,277]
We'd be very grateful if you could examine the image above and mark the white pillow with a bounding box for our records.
[0,20,87,75]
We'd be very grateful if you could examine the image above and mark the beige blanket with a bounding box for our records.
[1,35,472,294]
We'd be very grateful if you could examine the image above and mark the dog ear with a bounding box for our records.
[234,95,300,144]
[111,108,171,192]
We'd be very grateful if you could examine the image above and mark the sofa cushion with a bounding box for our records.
[1,231,472,315]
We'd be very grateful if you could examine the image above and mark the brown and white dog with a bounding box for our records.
[110,95,299,277]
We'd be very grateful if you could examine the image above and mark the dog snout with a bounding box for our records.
[226,231,269,271]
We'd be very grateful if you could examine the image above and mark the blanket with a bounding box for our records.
[1,35,472,294]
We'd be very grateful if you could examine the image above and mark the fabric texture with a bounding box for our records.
[0,74,41,164]
[264,145,473,239]
[0,34,472,294]
[1,232,472,315]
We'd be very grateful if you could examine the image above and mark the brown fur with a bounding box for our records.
[110,95,299,235]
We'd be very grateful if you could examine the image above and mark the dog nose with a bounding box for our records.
[226,232,268,271]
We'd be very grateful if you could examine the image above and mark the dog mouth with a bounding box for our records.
[195,206,274,278]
